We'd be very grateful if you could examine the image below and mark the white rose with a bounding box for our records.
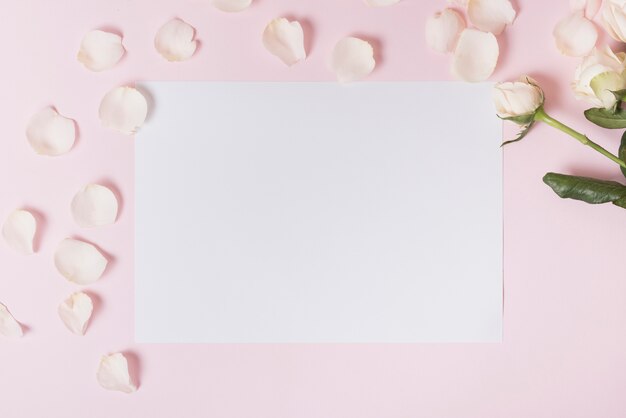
[572,46,626,109]
[492,76,544,121]
[602,0,626,42]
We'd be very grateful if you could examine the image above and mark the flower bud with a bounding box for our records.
[492,76,544,124]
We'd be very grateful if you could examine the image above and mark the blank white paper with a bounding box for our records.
[135,82,502,343]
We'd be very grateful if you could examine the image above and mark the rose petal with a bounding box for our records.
[0,303,23,338]
[97,353,137,393]
[154,18,197,62]
[554,11,598,57]
[571,0,602,18]
[2,209,36,255]
[365,0,400,6]
[262,18,306,66]
[54,238,108,285]
[425,8,466,54]
[26,107,76,156]
[77,30,125,72]
[58,292,93,336]
[330,37,376,83]
[99,86,148,135]
[71,184,119,228]
[467,0,516,35]
[210,0,252,12]
[448,0,469,7]
[452,29,499,82]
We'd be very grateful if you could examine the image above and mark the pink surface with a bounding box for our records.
[1,0,626,416]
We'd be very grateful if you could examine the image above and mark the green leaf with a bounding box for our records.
[501,121,534,146]
[542,172,626,205]
[617,131,626,177]
[584,107,626,129]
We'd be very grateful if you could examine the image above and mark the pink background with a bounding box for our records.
[1,0,626,416]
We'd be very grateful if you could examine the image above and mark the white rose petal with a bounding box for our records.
[330,37,376,83]
[71,184,119,228]
[425,8,466,54]
[448,0,470,7]
[2,210,36,255]
[54,238,108,285]
[154,18,197,62]
[452,29,499,82]
[262,18,306,66]
[211,0,252,12]
[467,0,516,35]
[365,0,400,6]
[602,0,626,42]
[0,303,23,338]
[554,11,598,57]
[99,86,148,135]
[58,292,93,336]
[26,107,76,156]
[573,45,626,108]
[97,353,137,393]
[571,0,602,18]
[77,30,125,72]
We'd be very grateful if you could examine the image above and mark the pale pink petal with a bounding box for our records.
[262,18,306,66]
[571,0,602,18]
[77,30,125,72]
[467,0,516,35]
[365,0,401,6]
[211,0,252,12]
[97,353,137,393]
[154,18,197,62]
[554,11,598,57]
[99,86,148,135]
[425,8,466,54]
[54,238,108,285]
[448,0,469,7]
[26,107,76,156]
[330,37,376,83]
[2,209,36,255]
[452,29,499,82]
[58,292,93,336]
[0,303,23,338]
[71,184,119,228]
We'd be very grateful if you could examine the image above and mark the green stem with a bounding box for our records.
[535,107,626,169]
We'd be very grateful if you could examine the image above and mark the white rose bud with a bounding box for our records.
[602,0,626,42]
[573,46,626,109]
[493,76,544,122]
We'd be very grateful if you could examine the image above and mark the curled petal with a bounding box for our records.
[425,8,466,54]
[330,37,376,83]
[554,11,598,57]
[365,0,400,6]
[54,238,108,285]
[452,29,499,82]
[71,184,119,228]
[26,107,76,156]
[2,209,36,255]
[97,353,137,393]
[58,292,93,335]
[571,0,602,18]
[467,0,516,35]
[211,0,252,12]
[99,86,148,135]
[77,30,125,72]
[262,18,306,66]
[154,18,197,62]
[0,303,23,338]
[602,0,626,42]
